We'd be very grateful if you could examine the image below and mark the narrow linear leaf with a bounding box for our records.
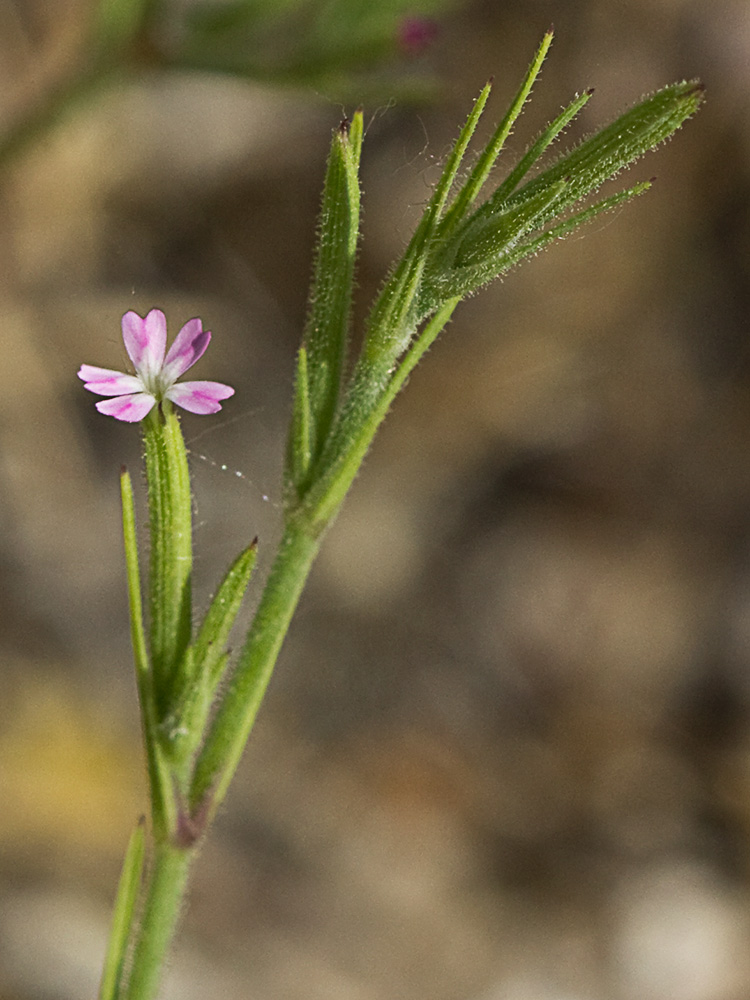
[120,468,148,683]
[505,80,704,224]
[454,177,569,268]
[439,28,554,240]
[98,818,146,1000]
[484,87,593,209]
[498,177,655,272]
[160,543,258,769]
[192,540,259,686]
[362,77,492,366]
[422,177,569,304]
[166,649,228,768]
[292,112,363,491]
[287,345,312,493]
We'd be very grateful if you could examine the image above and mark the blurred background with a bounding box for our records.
[0,0,748,997]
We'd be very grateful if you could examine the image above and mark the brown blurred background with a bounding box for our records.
[0,0,749,997]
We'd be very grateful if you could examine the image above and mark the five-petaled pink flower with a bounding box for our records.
[78,309,234,422]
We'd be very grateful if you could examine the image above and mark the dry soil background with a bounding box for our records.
[0,1,749,998]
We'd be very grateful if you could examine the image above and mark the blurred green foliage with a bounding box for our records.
[1,0,457,168]
[115,0,455,93]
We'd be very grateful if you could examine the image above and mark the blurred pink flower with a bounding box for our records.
[398,16,439,54]
[78,309,234,422]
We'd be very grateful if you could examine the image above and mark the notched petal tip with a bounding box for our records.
[162,319,211,380]
[80,368,143,396]
[78,363,123,382]
[122,308,167,377]
[96,392,156,422]
[166,380,234,415]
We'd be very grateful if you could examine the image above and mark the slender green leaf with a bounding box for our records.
[287,344,312,496]
[160,543,257,770]
[98,818,146,1000]
[498,177,655,272]
[192,541,258,687]
[485,87,593,207]
[290,112,363,493]
[362,77,492,367]
[454,178,569,268]
[421,178,569,305]
[120,468,148,685]
[438,28,553,240]
[505,80,704,224]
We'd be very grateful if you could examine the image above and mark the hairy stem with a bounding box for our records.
[190,519,321,815]
[120,841,193,1000]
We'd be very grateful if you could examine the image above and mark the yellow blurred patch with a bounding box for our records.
[0,674,146,856]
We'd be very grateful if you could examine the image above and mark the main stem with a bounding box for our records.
[117,517,320,1000]
[121,842,192,1000]
[190,517,322,815]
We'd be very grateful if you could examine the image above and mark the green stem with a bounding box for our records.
[120,841,193,1000]
[190,519,321,815]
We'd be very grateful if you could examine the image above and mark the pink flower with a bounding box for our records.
[78,309,234,422]
[398,16,439,54]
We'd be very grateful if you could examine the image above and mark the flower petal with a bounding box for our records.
[96,392,156,422]
[162,319,211,383]
[166,380,234,415]
[122,309,167,382]
[78,365,143,396]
